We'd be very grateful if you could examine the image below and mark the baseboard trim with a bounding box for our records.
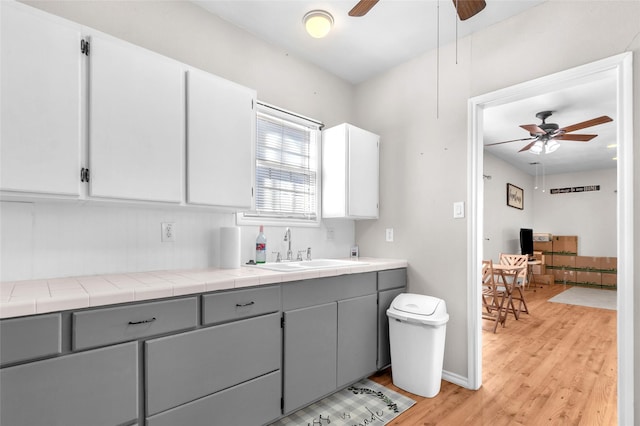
[442,369,470,389]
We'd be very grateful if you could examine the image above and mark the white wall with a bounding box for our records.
[352,0,640,393]
[1,0,357,282]
[532,168,617,257]
[482,153,535,262]
[482,156,617,261]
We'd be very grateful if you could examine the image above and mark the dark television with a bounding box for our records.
[520,228,534,259]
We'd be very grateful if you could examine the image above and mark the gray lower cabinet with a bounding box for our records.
[337,293,378,387]
[377,268,407,370]
[0,341,138,426]
[282,273,378,414]
[0,269,401,426]
[145,312,281,423]
[283,302,338,414]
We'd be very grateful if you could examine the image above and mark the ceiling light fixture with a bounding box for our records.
[529,140,544,155]
[303,10,334,39]
[545,140,560,154]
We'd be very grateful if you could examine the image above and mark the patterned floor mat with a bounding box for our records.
[269,378,415,426]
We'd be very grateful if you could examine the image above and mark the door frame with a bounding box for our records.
[466,53,634,424]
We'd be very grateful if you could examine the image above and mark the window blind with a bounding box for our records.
[251,109,320,220]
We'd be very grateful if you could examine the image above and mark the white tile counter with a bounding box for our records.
[0,258,407,319]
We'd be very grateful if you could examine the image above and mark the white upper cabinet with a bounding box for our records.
[186,68,256,208]
[322,124,379,219]
[1,2,83,197]
[88,33,184,203]
[1,2,256,209]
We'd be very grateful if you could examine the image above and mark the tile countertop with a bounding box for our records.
[0,258,407,319]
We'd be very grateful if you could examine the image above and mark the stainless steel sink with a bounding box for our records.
[254,258,367,272]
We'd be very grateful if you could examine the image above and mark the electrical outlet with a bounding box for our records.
[385,228,394,242]
[161,222,175,242]
[326,227,335,240]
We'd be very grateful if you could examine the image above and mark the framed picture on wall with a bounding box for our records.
[507,183,524,210]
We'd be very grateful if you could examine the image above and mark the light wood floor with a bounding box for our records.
[370,283,617,425]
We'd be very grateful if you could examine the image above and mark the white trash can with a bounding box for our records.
[387,293,449,398]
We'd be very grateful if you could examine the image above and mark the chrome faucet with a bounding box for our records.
[284,228,293,261]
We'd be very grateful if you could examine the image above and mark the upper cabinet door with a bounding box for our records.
[322,123,379,219]
[347,125,379,218]
[0,2,82,196]
[88,33,184,203]
[186,69,256,208]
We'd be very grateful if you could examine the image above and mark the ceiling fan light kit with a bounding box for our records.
[486,110,613,154]
[303,10,334,38]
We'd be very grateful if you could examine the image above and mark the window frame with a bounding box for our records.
[237,102,322,227]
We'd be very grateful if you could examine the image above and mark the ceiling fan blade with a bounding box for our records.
[520,124,546,135]
[349,0,379,17]
[559,115,613,133]
[485,137,536,147]
[453,0,486,20]
[555,133,597,142]
[518,140,538,152]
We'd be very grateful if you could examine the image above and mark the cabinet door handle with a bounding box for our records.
[235,301,255,307]
[128,317,157,325]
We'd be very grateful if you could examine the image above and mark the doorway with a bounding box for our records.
[467,53,633,423]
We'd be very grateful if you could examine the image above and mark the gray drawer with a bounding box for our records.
[146,370,281,426]
[73,297,198,350]
[282,272,376,310]
[377,268,407,291]
[202,285,280,325]
[0,342,138,426]
[145,312,281,415]
[0,313,61,366]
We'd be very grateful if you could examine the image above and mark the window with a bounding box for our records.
[238,103,322,225]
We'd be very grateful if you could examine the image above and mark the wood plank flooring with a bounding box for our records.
[370,283,617,425]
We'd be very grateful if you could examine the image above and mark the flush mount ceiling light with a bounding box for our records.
[303,10,334,38]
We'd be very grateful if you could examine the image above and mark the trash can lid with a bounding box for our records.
[391,293,443,316]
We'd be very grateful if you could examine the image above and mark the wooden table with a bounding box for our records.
[492,264,527,320]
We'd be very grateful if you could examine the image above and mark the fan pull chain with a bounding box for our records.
[436,0,440,119]
[455,0,459,64]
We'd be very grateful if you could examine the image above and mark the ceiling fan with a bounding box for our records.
[485,110,613,154]
[348,0,486,20]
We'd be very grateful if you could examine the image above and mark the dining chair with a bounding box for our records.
[498,253,529,316]
[481,260,507,333]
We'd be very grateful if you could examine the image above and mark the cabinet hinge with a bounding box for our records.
[80,168,90,183]
[80,39,90,56]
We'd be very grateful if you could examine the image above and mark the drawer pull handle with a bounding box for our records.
[128,317,157,325]
[235,301,255,307]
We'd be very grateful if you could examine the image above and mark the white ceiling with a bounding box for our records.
[193,0,544,84]
[192,0,617,176]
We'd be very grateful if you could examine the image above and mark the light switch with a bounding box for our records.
[385,228,394,242]
[453,202,465,219]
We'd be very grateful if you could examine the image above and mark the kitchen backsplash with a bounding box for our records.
[0,201,355,282]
